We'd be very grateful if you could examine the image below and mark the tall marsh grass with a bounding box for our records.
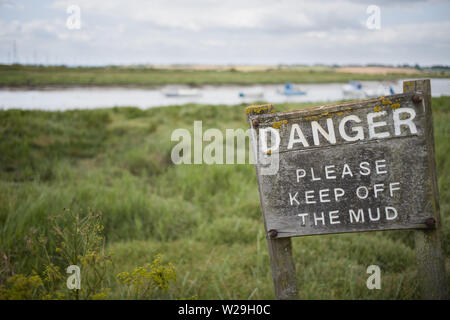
[0,98,449,299]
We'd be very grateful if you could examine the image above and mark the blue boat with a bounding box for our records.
[278,83,307,96]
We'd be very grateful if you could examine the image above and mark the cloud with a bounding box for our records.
[0,0,24,9]
[0,0,448,65]
[49,0,366,33]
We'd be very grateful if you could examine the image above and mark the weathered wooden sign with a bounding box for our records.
[249,87,434,238]
[246,79,447,300]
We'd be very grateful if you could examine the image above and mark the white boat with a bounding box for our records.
[342,81,366,98]
[164,88,202,97]
[364,84,396,98]
[342,81,396,99]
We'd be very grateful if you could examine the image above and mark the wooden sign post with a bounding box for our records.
[245,79,447,300]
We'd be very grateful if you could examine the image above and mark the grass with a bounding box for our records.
[0,97,449,299]
[0,64,448,87]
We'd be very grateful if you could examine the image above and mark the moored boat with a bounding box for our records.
[165,88,202,97]
[277,83,307,96]
[238,91,264,98]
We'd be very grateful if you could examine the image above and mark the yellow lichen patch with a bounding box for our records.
[403,81,414,91]
[391,103,401,110]
[245,104,272,114]
[374,105,383,112]
[382,99,392,105]
[336,112,344,116]
[245,105,258,114]
[305,115,319,121]
[272,120,288,129]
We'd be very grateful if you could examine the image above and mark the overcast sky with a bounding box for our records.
[1,0,449,66]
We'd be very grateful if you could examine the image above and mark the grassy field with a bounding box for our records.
[0,64,448,87]
[0,97,449,299]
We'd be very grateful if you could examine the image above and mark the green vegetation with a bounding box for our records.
[0,64,448,87]
[0,97,449,299]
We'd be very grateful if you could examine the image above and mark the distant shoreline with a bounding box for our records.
[1,65,448,89]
